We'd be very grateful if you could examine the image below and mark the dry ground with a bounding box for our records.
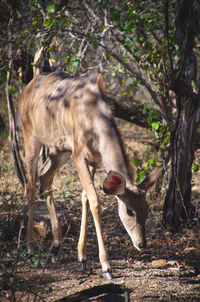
[0,121,200,301]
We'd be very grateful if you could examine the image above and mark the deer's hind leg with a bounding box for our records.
[39,151,70,247]
[24,136,42,253]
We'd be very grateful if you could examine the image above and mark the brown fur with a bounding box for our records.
[18,70,160,278]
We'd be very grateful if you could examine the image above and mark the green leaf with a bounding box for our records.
[48,4,55,13]
[110,8,121,21]
[136,170,146,183]
[0,70,7,83]
[149,158,157,167]
[151,122,160,131]
[192,163,199,172]
[125,20,135,31]
[43,19,51,27]
[32,17,38,25]
[161,136,170,148]
[102,0,109,6]
[92,40,98,50]
[132,157,143,167]
[127,7,136,17]
[104,52,109,60]
[121,91,128,97]
[147,110,153,124]
[72,59,80,69]
[8,85,16,95]
[143,102,150,114]
[99,23,105,31]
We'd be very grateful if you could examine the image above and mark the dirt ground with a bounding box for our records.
[0,121,200,301]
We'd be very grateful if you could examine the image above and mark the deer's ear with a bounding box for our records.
[103,171,126,196]
[137,166,162,192]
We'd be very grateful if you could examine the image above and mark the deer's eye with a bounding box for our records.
[127,208,134,217]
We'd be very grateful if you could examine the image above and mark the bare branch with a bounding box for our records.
[111,30,140,63]
[61,26,161,108]
[81,0,101,23]
[103,46,162,108]
[77,24,91,65]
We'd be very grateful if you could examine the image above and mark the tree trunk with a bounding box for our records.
[162,0,200,229]
[163,88,199,229]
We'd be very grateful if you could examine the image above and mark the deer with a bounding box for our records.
[18,71,161,279]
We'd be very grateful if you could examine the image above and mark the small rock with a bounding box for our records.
[152,259,167,268]
[167,260,179,267]
[183,247,196,253]
[134,260,143,266]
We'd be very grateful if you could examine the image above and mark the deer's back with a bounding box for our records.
[18,71,113,156]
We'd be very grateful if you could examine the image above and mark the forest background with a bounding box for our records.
[0,1,200,301]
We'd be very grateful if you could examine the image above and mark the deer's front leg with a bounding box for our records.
[78,165,96,270]
[26,181,35,254]
[24,139,42,254]
[74,156,112,279]
[78,189,89,270]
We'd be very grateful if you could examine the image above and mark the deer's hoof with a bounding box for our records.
[103,270,113,280]
[79,260,86,271]
[52,245,60,256]
[53,238,61,248]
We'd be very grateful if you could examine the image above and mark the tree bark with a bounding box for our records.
[162,0,200,229]
[163,85,199,229]
[0,114,5,130]
[107,94,161,129]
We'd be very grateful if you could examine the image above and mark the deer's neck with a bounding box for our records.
[98,122,132,185]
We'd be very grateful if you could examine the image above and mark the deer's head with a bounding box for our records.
[103,169,161,251]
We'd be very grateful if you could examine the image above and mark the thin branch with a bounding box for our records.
[61,27,162,107]
[77,24,91,63]
[81,0,101,23]
[103,46,162,108]
[111,30,140,63]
